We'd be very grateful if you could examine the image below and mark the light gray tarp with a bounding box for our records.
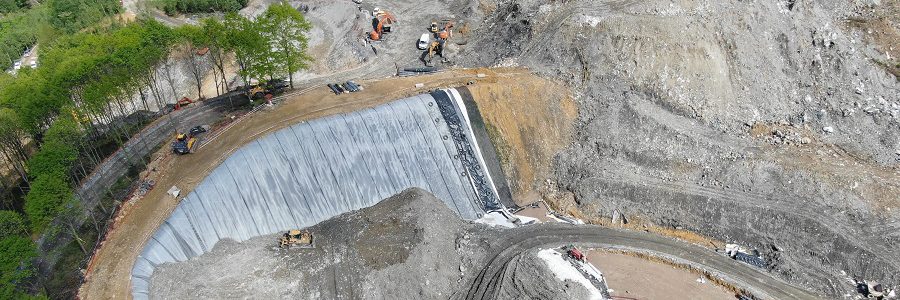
[131,90,496,299]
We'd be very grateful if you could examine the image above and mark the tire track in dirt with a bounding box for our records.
[459,224,820,300]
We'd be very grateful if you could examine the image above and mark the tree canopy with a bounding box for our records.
[259,2,312,88]
[0,3,315,297]
[0,211,27,240]
[0,236,37,299]
[24,174,72,233]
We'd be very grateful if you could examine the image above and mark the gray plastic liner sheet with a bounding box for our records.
[131,90,496,299]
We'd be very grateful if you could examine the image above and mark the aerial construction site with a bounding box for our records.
[0,0,896,299]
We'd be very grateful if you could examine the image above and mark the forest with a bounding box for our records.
[0,2,311,298]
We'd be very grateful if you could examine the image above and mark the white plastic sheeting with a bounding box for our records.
[131,90,492,299]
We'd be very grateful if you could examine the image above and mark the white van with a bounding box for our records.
[417,33,430,50]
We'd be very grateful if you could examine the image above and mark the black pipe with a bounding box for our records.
[403,66,437,73]
[327,84,340,95]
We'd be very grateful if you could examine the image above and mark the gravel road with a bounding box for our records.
[458,223,820,300]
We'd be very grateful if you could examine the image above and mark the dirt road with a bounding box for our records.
[458,224,821,300]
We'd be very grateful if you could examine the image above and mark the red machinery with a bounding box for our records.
[174,97,193,110]
[369,11,396,41]
[437,21,454,40]
[565,245,585,262]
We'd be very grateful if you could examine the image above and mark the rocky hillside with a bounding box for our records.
[460,0,899,296]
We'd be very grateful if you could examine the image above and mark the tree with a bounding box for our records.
[0,108,29,193]
[260,2,312,89]
[201,18,231,95]
[24,174,72,233]
[0,211,27,240]
[0,236,37,299]
[26,141,77,181]
[57,198,87,254]
[47,0,121,33]
[223,13,272,86]
[175,24,208,99]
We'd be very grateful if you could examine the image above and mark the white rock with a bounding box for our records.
[823,126,834,133]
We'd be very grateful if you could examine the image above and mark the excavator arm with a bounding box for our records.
[369,12,397,41]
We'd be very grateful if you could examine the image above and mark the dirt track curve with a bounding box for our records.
[458,224,821,300]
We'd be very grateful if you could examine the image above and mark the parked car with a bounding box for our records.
[417,33,430,50]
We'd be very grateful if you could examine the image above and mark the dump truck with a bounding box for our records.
[279,230,313,248]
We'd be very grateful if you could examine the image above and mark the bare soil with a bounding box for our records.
[587,250,735,300]
[467,74,577,205]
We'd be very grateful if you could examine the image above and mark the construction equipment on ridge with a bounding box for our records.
[368,9,396,41]
[279,229,313,248]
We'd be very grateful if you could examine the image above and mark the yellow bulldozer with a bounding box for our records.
[279,229,313,248]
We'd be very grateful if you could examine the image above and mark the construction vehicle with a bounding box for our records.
[563,245,585,262]
[423,40,445,67]
[171,133,196,155]
[245,79,288,100]
[437,21,454,41]
[279,229,313,248]
[369,10,396,41]
[171,126,207,155]
[429,21,438,33]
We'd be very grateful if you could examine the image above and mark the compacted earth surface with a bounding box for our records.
[586,251,735,299]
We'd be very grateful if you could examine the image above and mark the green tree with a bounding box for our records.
[200,18,230,95]
[224,13,271,86]
[26,141,77,180]
[260,2,312,89]
[47,0,121,33]
[24,174,72,233]
[0,211,27,240]
[175,24,208,99]
[0,236,37,299]
[0,108,29,192]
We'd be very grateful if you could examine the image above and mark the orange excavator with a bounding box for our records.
[369,10,396,41]
[437,21,454,41]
